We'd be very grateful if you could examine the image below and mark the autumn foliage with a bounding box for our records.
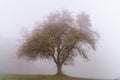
[17,10,99,75]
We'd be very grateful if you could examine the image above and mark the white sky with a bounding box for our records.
[0,0,120,79]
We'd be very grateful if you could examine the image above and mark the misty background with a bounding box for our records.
[0,0,120,79]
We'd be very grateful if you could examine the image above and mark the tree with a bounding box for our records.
[17,10,99,76]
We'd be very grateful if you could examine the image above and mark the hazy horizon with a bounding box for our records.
[0,0,120,79]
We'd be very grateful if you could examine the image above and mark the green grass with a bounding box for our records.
[0,74,97,80]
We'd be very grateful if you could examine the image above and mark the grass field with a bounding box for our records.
[0,74,98,80]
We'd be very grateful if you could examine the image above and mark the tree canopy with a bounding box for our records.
[17,10,99,75]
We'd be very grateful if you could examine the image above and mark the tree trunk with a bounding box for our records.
[56,64,63,76]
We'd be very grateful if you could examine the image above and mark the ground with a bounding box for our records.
[0,74,99,80]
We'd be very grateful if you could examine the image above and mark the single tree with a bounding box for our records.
[17,10,99,75]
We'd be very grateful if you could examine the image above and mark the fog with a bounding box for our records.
[0,0,120,79]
